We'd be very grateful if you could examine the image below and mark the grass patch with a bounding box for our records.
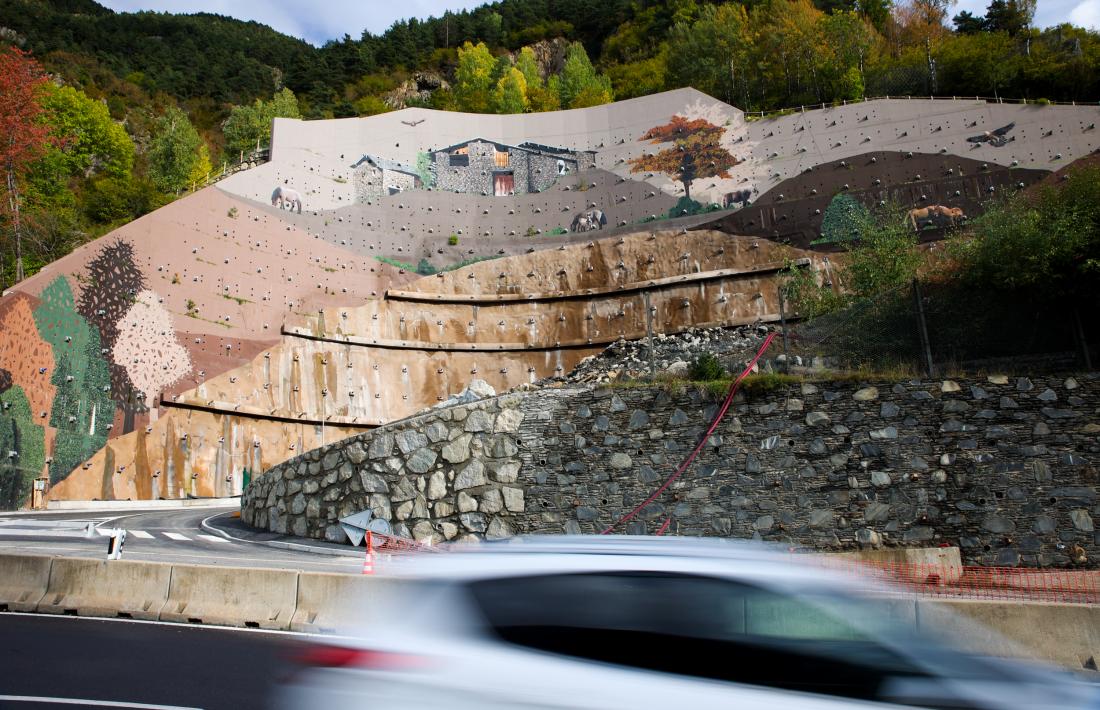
[222,294,252,305]
[373,254,501,275]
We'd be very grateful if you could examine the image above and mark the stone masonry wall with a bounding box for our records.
[242,374,1100,567]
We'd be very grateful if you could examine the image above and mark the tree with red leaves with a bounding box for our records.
[628,115,739,202]
[0,46,50,287]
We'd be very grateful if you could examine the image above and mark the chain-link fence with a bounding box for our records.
[782,280,1095,376]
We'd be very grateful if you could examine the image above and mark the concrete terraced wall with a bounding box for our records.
[49,229,824,502]
[244,374,1099,568]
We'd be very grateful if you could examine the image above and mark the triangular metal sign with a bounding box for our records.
[339,509,374,547]
[367,519,391,535]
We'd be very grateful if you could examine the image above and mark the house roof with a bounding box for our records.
[431,137,578,158]
[351,154,419,177]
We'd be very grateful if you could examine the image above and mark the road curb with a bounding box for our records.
[200,512,361,558]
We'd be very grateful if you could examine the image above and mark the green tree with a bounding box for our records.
[515,47,542,88]
[950,166,1100,301]
[558,42,613,108]
[666,4,752,106]
[845,206,923,298]
[453,41,495,112]
[820,11,878,100]
[984,0,1034,34]
[609,53,668,100]
[188,143,213,188]
[147,107,204,193]
[492,66,528,113]
[222,88,301,157]
[38,84,134,180]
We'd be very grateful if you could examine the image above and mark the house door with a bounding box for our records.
[494,173,515,196]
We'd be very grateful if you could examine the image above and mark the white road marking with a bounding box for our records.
[0,694,201,709]
[196,534,229,544]
[161,532,190,541]
[129,530,154,539]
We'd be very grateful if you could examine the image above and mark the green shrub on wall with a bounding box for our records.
[0,386,46,509]
[815,193,869,245]
[33,277,113,483]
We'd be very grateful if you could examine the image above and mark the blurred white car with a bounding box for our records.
[274,536,1098,709]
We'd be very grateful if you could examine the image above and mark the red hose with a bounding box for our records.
[600,332,777,535]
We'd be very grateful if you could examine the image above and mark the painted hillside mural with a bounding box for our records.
[0,239,191,508]
[1,83,1098,509]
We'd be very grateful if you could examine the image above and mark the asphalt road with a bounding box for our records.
[0,613,308,710]
[0,507,362,573]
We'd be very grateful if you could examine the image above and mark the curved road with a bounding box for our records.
[0,507,362,573]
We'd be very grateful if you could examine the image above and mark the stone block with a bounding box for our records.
[441,434,472,464]
[495,408,524,433]
[454,460,488,490]
[464,409,494,432]
[502,487,525,512]
[406,447,437,474]
[610,453,632,469]
[368,432,394,460]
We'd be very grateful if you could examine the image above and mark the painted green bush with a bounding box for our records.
[33,277,114,483]
[815,193,869,245]
[0,386,46,509]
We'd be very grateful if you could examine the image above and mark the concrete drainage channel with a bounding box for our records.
[0,554,381,633]
[0,552,1098,673]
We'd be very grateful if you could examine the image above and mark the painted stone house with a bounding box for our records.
[431,139,596,196]
[352,155,422,203]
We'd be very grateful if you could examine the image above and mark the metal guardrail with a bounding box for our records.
[185,148,271,194]
[744,95,1095,121]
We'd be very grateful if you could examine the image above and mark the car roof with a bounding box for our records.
[381,535,864,589]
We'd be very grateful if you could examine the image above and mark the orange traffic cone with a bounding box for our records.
[362,530,374,575]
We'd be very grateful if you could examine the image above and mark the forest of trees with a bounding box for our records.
[1,0,1099,287]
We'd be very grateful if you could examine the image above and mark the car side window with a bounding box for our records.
[466,571,932,704]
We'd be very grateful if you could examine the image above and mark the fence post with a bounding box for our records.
[1073,308,1093,370]
[912,279,935,377]
[777,286,790,361]
[644,290,656,380]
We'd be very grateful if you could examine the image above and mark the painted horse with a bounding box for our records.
[271,186,303,214]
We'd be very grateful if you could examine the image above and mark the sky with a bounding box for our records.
[98,0,1096,46]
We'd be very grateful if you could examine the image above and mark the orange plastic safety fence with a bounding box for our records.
[811,557,1099,605]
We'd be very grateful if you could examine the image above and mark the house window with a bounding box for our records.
[449,152,469,167]
[494,150,510,168]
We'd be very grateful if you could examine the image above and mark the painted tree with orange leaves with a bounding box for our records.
[0,46,51,286]
[628,116,738,202]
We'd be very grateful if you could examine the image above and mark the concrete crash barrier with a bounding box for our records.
[161,563,297,629]
[834,546,964,586]
[38,557,171,620]
[292,572,379,633]
[922,599,1100,671]
[0,555,53,612]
